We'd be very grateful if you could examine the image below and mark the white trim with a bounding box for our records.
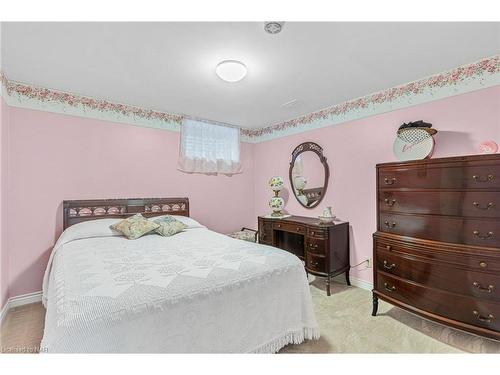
[333,274,373,291]
[8,290,43,308]
[348,276,373,291]
[0,291,43,325]
[0,300,9,324]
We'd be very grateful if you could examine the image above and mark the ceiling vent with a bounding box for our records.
[264,22,284,34]
[281,99,300,108]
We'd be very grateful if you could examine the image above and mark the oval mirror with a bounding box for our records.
[289,142,329,208]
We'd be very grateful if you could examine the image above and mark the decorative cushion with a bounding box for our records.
[229,229,257,243]
[110,213,160,240]
[153,215,188,237]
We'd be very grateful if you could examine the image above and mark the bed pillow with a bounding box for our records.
[152,215,188,237]
[110,213,160,239]
[152,215,206,229]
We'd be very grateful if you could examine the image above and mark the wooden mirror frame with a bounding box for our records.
[289,142,330,209]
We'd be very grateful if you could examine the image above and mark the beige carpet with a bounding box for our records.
[281,279,500,353]
[1,281,499,353]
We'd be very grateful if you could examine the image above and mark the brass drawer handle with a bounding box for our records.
[384,198,396,206]
[473,202,495,210]
[384,177,396,185]
[479,261,488,268]
[384,221,396,228]
[276,224,281,228]
[309,243,319,248]
[473,230,494,239]
[296,227,301,231]
[473,310,494,323]
[384,282,396,292]
[310,260,319,267]
[385,245,392,251]
[473,282,494,293]
[472,174,495,182]
[310,231,315,235]
[383,260,396,270]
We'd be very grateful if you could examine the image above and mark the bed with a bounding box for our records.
[40,198,319,353]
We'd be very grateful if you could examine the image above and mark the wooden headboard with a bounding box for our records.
[63,197,189,229]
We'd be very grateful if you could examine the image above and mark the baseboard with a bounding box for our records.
[0,291,43,325]
[333,274,373,291]
[8,291,43,308]
[349,276,373,291]
[0,301,9,325]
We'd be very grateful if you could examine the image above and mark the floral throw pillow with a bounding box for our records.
[153,215,188,237]
[229,230,257,243]
[110,213,160,240]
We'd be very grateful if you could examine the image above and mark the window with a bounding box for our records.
[178,119,242,175]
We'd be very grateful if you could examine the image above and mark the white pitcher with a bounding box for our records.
[323,206,333,218]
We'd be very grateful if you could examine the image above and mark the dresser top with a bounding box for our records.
[377,153,500,168]
[259,215,347,227]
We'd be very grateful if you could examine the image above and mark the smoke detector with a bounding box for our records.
[264,22,284,34]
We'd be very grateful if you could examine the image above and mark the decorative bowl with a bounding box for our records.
[318,215,335,224]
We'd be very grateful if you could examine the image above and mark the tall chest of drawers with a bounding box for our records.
[372,154,500,340]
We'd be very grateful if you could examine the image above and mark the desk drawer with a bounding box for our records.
[306,252,326,273]
[306,237,327,255]
[307,228,327,238]
[273,222,306,235]
[376,272,500,333]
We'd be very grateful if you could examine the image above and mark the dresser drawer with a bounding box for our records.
[376,248,500,301]
[380,191,500,218]
[306,237,327,254]
[306,252,326,273]
[376,273,500,332]
[379,213,500,248]
[273,221,305,235]
[378,162,500,190]
[375,236,500,273]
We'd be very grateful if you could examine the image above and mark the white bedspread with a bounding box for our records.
[41,219,319,353]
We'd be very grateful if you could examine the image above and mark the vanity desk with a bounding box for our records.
[258,215,350,295]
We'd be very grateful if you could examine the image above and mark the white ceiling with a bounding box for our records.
[2,22,499,129]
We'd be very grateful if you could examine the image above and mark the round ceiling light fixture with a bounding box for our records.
[215,60,247,82]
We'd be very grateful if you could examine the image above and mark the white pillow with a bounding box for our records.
[151,215,206,229]
[55,218,124,249]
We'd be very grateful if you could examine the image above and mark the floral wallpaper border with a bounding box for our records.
[241,55,500,142]
[2,55,499,143]
[0,71,184,132]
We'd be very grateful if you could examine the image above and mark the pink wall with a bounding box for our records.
[4,107,255,298]
[2,85,499,300]
[253,86,500,284]
[0,96,9,309]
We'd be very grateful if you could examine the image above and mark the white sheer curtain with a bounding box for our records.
[178,118,242,175]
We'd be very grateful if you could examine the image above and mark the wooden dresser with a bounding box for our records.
[372,154,500,340]
[258,215,350,295]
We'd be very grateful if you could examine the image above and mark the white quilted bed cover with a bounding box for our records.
[41,218,319,353]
